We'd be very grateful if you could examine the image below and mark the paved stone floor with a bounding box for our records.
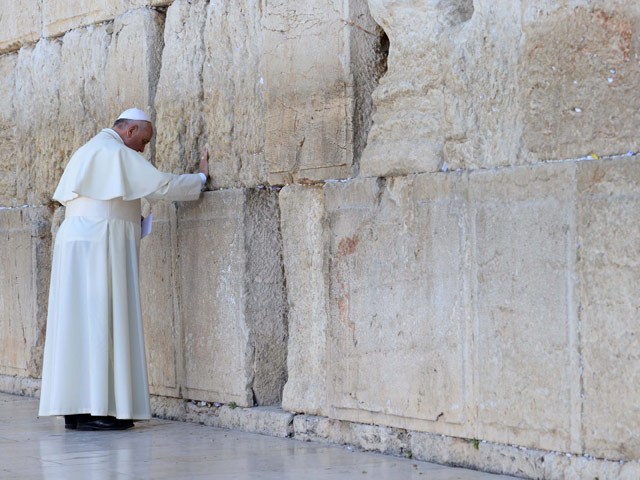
[1,393,519,480]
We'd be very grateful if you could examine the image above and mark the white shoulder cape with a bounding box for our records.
[53,128,174,205]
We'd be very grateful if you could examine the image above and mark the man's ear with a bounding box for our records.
[127,124,138,137]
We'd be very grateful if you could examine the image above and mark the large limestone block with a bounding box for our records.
[140,202,180,398]
[264,0,387,184]
[522,4,640,160]
[362,1,640,176]
[0,207,51,379]
[280,185,329,416]
[263,0,352,184]
[324,174,469,433]
[577,157,640,460]
[12,8,165,205]
[202,0,265,187]
[175,189,286,407]
[0,53,18,206]
[42,1,170,38]
[471,163,578,453]
[13,41,64,206]
[105,8,164,129]
[154,0,265,188]
[361,0,476,176]
[443,0,525,171]
[154,0,207,178]
[0,0,40,54]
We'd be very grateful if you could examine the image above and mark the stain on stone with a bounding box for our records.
[522,6,640,160]
[338,235,359,257]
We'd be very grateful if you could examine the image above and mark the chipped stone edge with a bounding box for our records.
[3,379,638,479]
[0,375,41,398]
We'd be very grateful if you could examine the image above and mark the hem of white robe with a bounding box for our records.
[38,408,151,421]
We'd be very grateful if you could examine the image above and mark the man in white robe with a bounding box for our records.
[39,108,208,431]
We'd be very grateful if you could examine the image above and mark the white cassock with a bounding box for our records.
[39,128,203,420]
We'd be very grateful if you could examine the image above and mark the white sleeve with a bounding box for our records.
[145,173,203,202]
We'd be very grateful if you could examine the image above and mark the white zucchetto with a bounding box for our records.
[117,108,151,122]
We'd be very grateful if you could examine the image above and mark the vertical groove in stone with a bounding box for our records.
[349,0,388,176]
[244,188,288,406]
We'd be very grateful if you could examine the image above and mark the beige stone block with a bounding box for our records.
[13,41,63,206]
[280,185,328,416]
[522,5,640,160]
[176,191,248,405]
[0,0,41,54]
[41,0,168,38]
[264,0,352,184]
[153,0,207,178]
[362,1,640,175]
[42,0,117,38]
[202,0,265,187]
[0,53,18,206]
[470,163,578,453]
[140,202,180,397]
[175,189,286,407]
[12,9,165,205]
[361,1,468,177]
[324,174,469,433]
[444,0,526,171]
[216,405,294,438]
[105,8,164,124]
[577,157,640,460]
[155,0,265,188]
[0,207,51,379]
[362,0,534,174]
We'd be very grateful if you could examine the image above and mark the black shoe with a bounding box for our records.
[118,419,135,429]
[64,415,78,430]
[77,416,134,431]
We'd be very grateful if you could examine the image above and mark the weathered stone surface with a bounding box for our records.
[155,0,265,188]
[324,174,469,433]
[444,0,525,171]
[217,406,293,438]
[361,1,469,176]
[577,157,640,460]
[10,8,165,206]
[471,163,578,453]
[202,0,265,187]
[0,375,41,397]
[280,185,328,416]
[522,4,640,160]
[151,396,294,438]
[293,415,348,444]
[175,190,251,406]
[0,0,40,54]
[0,53,18,207]
[153,0,207,179]
[42,0,117,38]
[42,1,170,38]
[263,0,385,184]
[140,202,180,397]
[105,8,165,132]
[175,189,286,407]
[362,0,529,175]
[263,0,352,184]
[243,189,288,406]
[362,1,640,176]
[349,0,389,170]
[0,207,50,379]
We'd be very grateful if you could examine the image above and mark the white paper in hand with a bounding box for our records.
[141,212,153,239]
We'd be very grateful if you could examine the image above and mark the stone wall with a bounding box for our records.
[1,1,640,478]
